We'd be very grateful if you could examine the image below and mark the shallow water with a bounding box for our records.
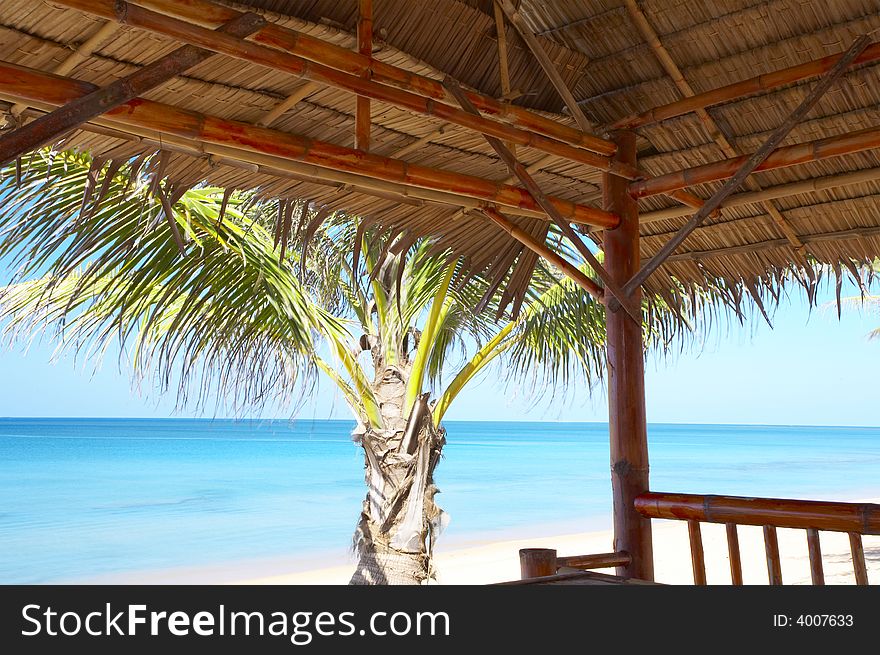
[1,418,878,583]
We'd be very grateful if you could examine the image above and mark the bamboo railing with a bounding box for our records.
[635,492,879,586]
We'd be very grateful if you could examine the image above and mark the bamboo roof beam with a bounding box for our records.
[612,40,880,130]
[256,81,319,127]
[623,0,804,251]
[0,12,266,168]
[616,35,870,303]
[355,0,372,151]
[630,123,880,199]
[123,0,618,157]
[0,61,618,229]
[7,20,119,120]
[640,167,880,224]
[495,0,595,134]
[49,0,629,176]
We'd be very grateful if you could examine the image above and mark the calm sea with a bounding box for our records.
[1,418,879,583]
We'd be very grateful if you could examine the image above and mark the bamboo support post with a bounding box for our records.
[806,528,825,586]
[726,523,743,585]
[688,520,707,585]
[618,34,870,300]
[355,0,372,151]
[0,62,618,230]
[849,533,869,585]
[612,41,880,130]
[604,133,653,581]
[519,548,557,579]
[60,0,617,157]
[764,525,783,585]
[0,12,266,167]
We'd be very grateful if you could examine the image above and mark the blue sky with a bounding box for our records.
[0,280,877,426]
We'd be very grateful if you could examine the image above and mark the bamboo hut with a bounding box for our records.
[1,0,879,584]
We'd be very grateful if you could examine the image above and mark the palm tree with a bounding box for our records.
[0,150,690,584]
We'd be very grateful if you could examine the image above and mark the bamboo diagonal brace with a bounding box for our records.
[0,11,266,166]
[609,33,871,309]
[443,76,642,323]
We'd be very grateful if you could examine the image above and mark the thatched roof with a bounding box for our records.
[1,0,879,313]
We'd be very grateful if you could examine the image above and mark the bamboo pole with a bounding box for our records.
[519,548,557,579]
[0,61,618,229]
[492,1,515,156]
[0,12,266,167]
[355,0,372,151]
[88,0,619,157]
[604,132,653,581]
[806,528,825,586]
[631,124,880,199]
[257,82,319,127]
[495,0,594,133]
[8,21,119,119]
[619,35,870,300]
[764,525,783,585]
[556,552,632,570]
[640,166,880,224]
[481,206,605,301]
[612,41,880,130]
[2,97,571,222]
[688,520,707,585]
[648,224,880,265]
[445,76,640,322]
[849,533,869,585]
[726,523,743,585]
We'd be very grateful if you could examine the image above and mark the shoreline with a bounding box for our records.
[68,496,880,586]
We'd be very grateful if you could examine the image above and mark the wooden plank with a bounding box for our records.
[604,132,653,581]
[726,523,743,585]
[355,0,372,151]
[688,520,707,585]
[621,34,870,297]
[0,61,619,230]
[764,525,783,585]
[495,0,594,133]
[0,12,266,167]
[849,532,869,586]
[806,528,825,586]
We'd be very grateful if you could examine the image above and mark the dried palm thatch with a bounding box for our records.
[0,0,879,317]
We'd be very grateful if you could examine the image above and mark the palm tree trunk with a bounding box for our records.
[349,375,446,585]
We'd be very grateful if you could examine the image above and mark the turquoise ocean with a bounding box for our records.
[1,418,879,583]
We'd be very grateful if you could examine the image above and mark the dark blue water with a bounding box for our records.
[1,418,878,582]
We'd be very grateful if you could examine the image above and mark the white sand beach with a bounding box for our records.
[241,501,880,586]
